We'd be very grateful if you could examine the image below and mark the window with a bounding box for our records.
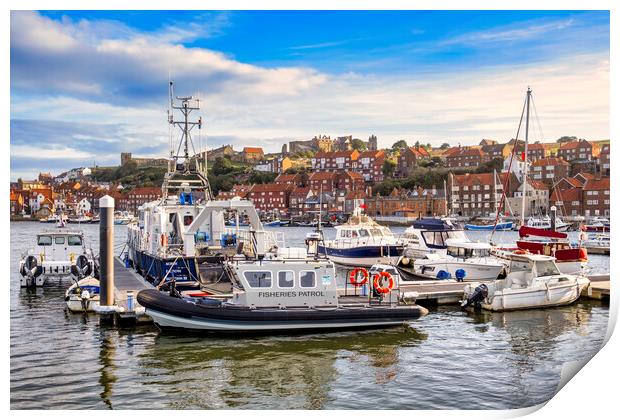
[300,271,316,288]
[244,271,272,288]
[37,235,52,246]
[183,215,193,226]
[54,236,66,245]
[68,236,82,246]
[278,271,294,288]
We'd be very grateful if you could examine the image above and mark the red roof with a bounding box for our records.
[274,174,300,183]
[243,147,264,154]
[531,157,569,167]
[249,183,292,193]
[407,146,430,158]
[309,172,338,181]
[453,172,497,186]
[584,177,610,191]
[342,170,364,180]
[446,147,486,158]
[550,188,581,202]
[359,150,385,159]
[559,139,591,150]
[315,150,359,159]
[527,179,548,191]
[290,186,312,198]
[528,143,545,150]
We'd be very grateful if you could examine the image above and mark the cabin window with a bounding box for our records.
[184,215,193,226]
[278,271,295,288]
[54,236,66,245]
[68,235,82,246]
[299,271,316,288]
[535,261,560,277]
[358,229,369,237]
[244,271,272,288]
[37,236,52,246]
[369,228,383,236]
[351,230,359,238]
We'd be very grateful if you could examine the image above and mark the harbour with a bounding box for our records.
[9,221,610,409]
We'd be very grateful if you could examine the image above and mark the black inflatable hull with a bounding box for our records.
[137,289,427,333]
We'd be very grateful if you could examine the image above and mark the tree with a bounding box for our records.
[381,159,396,177]
[476,157,504,173]
[391,140,408,151]
[351,138,367,151]
[414,140,420,149]
[440,143,451,149]
[211,156,235,176]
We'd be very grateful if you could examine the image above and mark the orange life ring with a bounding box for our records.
[373,271,395,294]
[349,267,369,286]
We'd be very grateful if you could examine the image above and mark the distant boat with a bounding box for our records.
[464,221,513,231]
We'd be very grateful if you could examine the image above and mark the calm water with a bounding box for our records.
[10,222,610,409]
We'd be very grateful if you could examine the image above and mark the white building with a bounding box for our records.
[503,155,531,183]
[77,198,92,215]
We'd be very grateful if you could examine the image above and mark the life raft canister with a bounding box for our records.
[161,234,168,247]
[349,267,369,286]
[373,271,395,294]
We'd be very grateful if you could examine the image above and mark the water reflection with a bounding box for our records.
[98,331,118,409]
[137,327,427,409]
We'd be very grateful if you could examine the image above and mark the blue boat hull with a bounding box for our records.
[317,244,404,267]
[129,250,203,288]
[464,222,514,231]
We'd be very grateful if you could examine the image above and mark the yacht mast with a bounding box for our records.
[520,87,531,226]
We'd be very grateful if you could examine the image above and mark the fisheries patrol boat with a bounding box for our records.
[317,207,405,267]
[18,229,96,287]
[126,83,280,289]
[137,234,428,333]
[461,253,589,311]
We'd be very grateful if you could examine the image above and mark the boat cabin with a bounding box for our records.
[35,229,85,260]
[228,259,338,308]
[445,239,492,259]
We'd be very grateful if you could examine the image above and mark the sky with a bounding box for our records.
[10,10,610,180]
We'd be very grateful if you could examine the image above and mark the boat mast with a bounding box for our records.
[493,168,497,216]
[164,81,213,200]
[520,87,531,226]
[443,178,448,216]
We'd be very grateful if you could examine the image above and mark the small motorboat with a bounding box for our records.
[65,276,100,313]
[461,253,590,311]
[526,216,570,232]
[18,229,97,287]
[318,207,405,267]
[263,219,282,227]
[582,232,610,255]
[584,217,610,232]
[114,211,135,225]
[137,235,428,333]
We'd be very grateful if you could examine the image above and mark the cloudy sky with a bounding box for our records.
[10,10,609,180]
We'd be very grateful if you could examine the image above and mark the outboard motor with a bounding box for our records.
[71,255,92,279]
[455,269,466,282]
[461,284,489,310]
[20,255,42,280]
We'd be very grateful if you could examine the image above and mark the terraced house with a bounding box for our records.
[448,172,519,217]
[530,157,570,187]
[445,147,489,169]
[395,146,430,177]
[311,150,360,172]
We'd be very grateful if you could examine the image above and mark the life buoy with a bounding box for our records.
[373,271,395,294]
[349,267,369,286]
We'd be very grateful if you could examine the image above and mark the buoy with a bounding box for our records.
[373,271,395,294]
[349,267,369,286]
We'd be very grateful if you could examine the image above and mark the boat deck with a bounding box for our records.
[112,257,154,323]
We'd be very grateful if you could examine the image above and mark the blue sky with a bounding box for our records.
[11,10,610,180]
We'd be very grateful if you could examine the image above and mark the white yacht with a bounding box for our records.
[400,218,467,260]
[114,211,135,225]
[18,229,96,287]
[462,253,590,311]
[317,209,405,267]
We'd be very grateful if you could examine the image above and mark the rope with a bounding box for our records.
[156,255,181,289]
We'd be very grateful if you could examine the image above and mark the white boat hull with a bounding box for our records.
[66,297,100,313]
[476,278,589,311]
[413,260,504,281]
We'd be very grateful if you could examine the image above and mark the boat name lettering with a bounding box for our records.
[257,291,325,298]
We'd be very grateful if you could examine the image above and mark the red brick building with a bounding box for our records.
[274,173,306,187]
[583,177,610,217]
[598,143,610,176]
[242,147,264,163]
[289,186,313,216]
[550,188,582,217]
[216,184,252,200]
[530,157,570,186]
[311,150,360,172]
[365,187,447,218]
[337,171,365,192]
[246,183,294,215]
[527,142,547,161]
[550,175,610,217]
[357,150,386,182]
[126,187,162,213]
[308,172,339,194]
[557,139,592,162]
[445,147,489,169]
[448,172,519,217]
[395,146,430,178]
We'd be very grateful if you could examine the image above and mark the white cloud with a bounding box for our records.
[11,145,95,160]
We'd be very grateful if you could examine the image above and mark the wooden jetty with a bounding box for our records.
[586,246,610,255]
[112,257,154,323]
[582,274,610,301]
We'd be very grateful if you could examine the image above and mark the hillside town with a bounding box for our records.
[10,134,610,223]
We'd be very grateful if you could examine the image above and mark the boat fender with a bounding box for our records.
[401,257,410,266]
[373,271,395,294]
[461,284,489,310]
[514,249,528,255]
[436,270,451,280]
[349,267,369,286]
[23,255,42,279]
[455,269,466,282]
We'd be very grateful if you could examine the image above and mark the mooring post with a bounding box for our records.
[550,205,557,232]
[99,195,115,306]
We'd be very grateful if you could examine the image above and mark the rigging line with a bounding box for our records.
[491,93,528,240]
[530,94,546,142]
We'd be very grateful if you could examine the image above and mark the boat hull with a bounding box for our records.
[464,222,513,231]
[318,244,405,267]
[138,289,427,333]
[470,279,589,311]
[413,260,504,281]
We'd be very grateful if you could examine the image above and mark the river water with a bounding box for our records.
[10,222,610,409]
